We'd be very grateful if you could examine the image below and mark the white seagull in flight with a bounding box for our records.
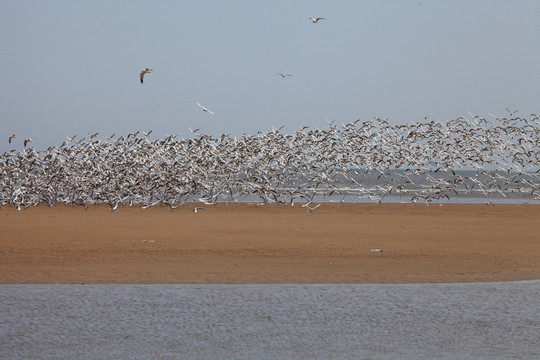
[197,102,215,115]
[140,67,153,84]
[278,73,292,78]
[309,17,326,23]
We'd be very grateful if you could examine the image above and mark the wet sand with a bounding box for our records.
[1,203,539,284]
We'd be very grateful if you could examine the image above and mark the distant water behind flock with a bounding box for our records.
[2,113,539,209]
[1,281,539,359]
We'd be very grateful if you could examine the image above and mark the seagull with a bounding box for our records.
[278,73,292,78]
[8,134,16,143]
[309,17,325,23]
[193,207,207,213]
[140,67,153,84]
[197,102,215,115]
[109,200,119,211]
[302,202,321,212]
[23,138,33,147]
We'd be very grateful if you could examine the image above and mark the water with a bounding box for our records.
[262,169,540,205]
[2,281,539,359]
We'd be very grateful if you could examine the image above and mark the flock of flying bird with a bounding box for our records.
[3,17,539,211]
[1,111,539,211]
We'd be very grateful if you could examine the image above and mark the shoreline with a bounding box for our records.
[1,203,539,284]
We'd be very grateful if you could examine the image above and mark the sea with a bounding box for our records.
[267,168,540,205]
[1,281,539,359]
[161,168,540,206]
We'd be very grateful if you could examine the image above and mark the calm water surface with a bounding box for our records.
[1,281,539,359]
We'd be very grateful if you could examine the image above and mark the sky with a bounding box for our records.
[1,0,539,152]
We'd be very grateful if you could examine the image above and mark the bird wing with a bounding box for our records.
[140,71,144,84]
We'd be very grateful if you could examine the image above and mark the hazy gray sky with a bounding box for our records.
[1,0,539,151]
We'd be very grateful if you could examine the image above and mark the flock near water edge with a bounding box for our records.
[2,112,539,210]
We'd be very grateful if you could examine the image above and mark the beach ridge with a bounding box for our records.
[1,203,539,284]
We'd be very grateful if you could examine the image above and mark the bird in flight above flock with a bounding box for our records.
[278,73,292,78]
[197,102,215,115]
[140,67,153,84]
[8,134,16,143]
[309,17,325,23]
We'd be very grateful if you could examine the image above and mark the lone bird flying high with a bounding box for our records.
[197,102,215,115]
[140,67,153,84]
[309,17,325,23]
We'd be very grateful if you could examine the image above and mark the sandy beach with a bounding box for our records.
[1,203,539,284]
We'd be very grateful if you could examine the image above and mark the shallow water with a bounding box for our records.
[1,281,539,359]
